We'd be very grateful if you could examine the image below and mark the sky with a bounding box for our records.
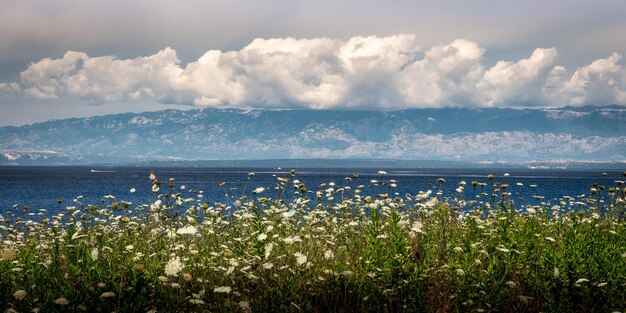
[1,0,626,126]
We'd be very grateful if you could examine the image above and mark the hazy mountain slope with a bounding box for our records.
[1,106,624,164]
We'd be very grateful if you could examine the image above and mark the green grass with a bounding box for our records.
[1,172,625,312]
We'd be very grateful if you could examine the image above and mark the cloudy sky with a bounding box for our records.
[1,0,626,125]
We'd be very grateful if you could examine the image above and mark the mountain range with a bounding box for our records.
[1,105,625,165]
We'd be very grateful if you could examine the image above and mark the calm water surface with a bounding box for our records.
[0,166,622,214]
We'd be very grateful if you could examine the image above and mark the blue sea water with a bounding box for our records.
[0,166,623,214]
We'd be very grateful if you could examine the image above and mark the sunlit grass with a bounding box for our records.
[1,171,625,312]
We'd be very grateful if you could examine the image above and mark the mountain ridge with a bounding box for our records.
[1,106,625,164]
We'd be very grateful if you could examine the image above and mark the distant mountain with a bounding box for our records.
[1,106,625,165]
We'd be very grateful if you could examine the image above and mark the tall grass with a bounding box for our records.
[1,171,625,312]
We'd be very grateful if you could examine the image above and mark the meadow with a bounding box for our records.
[1,171,625,312]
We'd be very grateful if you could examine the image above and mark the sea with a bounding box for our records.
[0,166,623,215]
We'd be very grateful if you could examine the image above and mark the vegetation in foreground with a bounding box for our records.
[1,171,626,312]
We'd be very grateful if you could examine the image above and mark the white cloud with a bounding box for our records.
[478,48,558,106]
[20,49,182,101]
[12,36,626,109]
[401,39,485,107]
[545,52,626,105]
[0,82,21,95]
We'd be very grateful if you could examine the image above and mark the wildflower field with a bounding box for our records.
[1,171,626,312]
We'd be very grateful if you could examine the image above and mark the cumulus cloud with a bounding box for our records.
[0,82,20,95]
[20,49,182,101]
[401,39,485,107]
[544,53,626,106]
[478,48,558,106]
[10,35,626,109]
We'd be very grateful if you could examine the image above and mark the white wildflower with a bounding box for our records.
[91,248,99,261]
[553,267,560,279]
[253,187,265,194]
[294,252,307,266]
[425,197,438,208]
[282,210,296,218]
[324,250,334,260]
[225,266,235,275]
[455,269,465,276]
[239,301,250,310]
[213,286,232,293]
[54,297,69,305]
[176,225,197,235]
[100,291,115,298]
[283,236,301,244]
[496,246,510,253]
[410,221,424,234]
[257,233,267,241]
[164,256,184,276]
[192,289,205,299]
[264,243,273,259]
[130,188,136,193]
[13,289,27,300]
